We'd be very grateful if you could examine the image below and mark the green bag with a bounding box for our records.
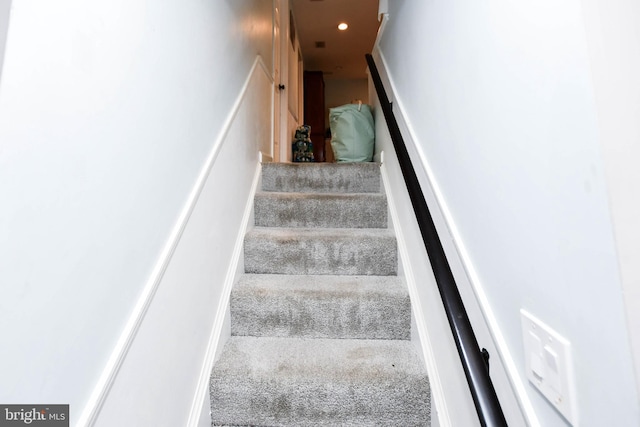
[329,102,375,162]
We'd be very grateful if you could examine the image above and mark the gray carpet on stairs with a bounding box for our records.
[210,162,430,426]
[254,192,388,228]
[261,162,381,193]
[210,336,430,427]
[231,274,410,339]
[244,227,397,276]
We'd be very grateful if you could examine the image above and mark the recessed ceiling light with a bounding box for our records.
[337,22,348,31]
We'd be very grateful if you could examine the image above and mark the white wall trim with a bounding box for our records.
[374,49,540,426]
[185,163,261,427]
[380,158,451,427]
[377,0,389,21]
[372,12,389,55]
[0,0,12,87]
[259,151,273,163]
[77,55,270,427]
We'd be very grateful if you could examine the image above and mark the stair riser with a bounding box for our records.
[244,232,397,276]
[231,290,410,340]
[261,163,381,193]
[254,193,388,228]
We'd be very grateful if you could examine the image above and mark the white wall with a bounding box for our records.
[0,0,273,424]
[376,1,639,426]
[94,59,271,427]
[579,0,640,396]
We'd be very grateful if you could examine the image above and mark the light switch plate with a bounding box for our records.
[521,309,578,425]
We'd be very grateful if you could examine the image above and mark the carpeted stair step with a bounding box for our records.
[244,227,397,276]
[261,162,381,193]
[231,274,410,339]
[254,192,388,228]
[210,336,430,426]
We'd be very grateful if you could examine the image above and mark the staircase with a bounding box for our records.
[210,162,431,426]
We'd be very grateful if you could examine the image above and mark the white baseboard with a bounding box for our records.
[186,163,261,427]
[380,159,452,427]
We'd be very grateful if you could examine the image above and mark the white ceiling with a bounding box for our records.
[291,0,380,80]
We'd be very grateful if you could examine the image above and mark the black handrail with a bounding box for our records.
[366,54,508,427]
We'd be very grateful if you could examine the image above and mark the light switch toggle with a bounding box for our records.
[529,332,544,380]
[543,345,561,393]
